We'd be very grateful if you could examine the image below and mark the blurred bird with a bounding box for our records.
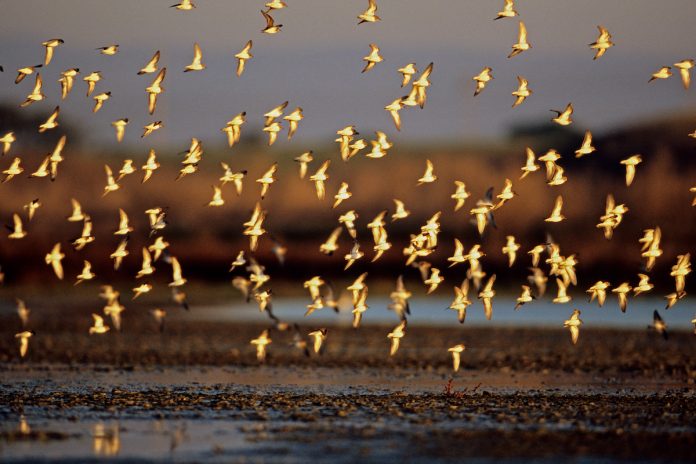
[387,321,406,356]
[138,50,160,74]
[89,314,110,335]
[0,132,16,155]
[495,0,517,20]
[75,260,95,284]
[649,66,672,82]
[502,235,520,267]
[511,76,531,107]
[142,121,163,138]
[97,44,119,56]
[587,280,610,306]
[234,40,253,77]
[520,147,540,179]
[508,21,530,58]
[515,285,534,309]
[648,310,668,340]
[16,299,30,328]
[20,73,44,107]
[309,328,328,354]
[362,44,383,73]
[553,278,571,304]
[146,68,166,114]
[398,63,417,87]
[449,280,471,323]
[251,330,271,362]
[58,68,79,99]
[674,59,694,89]
[110,240,129,270]
[151,308,166,333]
[171,0,195,10]
[563,309,582,344]
[417,159,437,185]
[620,154,642,186]
[545,195,565,222]
[574,130,596,158]
[42,38,64,65]
[284,107,304,139]
[44,243,64,279]
[111,119,129,143]
[448,344,465,372]
[15,64,42,84]
[473,67,493,96]
[358,0,381,24]
[7,213,27,239]
[184,43,205,72]
[612,282,632,312]
[551,103,573,126]
[478,275,496,320]
[589,26,614,60]
[83,71,101,97]
[15,330,34,358]
[169,257,187,287]
[261,9,282,34]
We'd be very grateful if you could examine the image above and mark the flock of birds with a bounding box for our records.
[4,0,696,372]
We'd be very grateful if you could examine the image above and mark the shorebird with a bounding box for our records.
[449,280,471,323]
[309,328,328,354]
[398,63,417,87]
[587,281,610,306]
[589,26,614,60]
[44,243,64,279]
[502,235,520,266]
[495,0,517,20]
[473,67,493,96]
[649,66,672,82]
[620,154,642,186]
[15,331,34,358]
[111,119,129,142]
[261,9,282,34]
[15,64,42,84]
[38,106,59,133]
[184,43,205,72]
[648,310,668,340]
[83,71,101,97]
[515,285,534,309]
[674,59,694,89]
[612,282,632,312]
[551,103,573,126]
[362,44,383,73]
[508,21,530,58]
[42,38,64,65]
[511,76,531,107]
[545,196,565,222]
[563,309,582,345]
[146,68,166,114]
[478,275,496,320]
[172,0,196,11]
[89,314,110,335]
[358,0,380,23]
[387,321,406,356]
[417,159,437,185]
[97,44,119,56]
[575,130,596,158]
[448,344,465,372]
[138,50,160,75]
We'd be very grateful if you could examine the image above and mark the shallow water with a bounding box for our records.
[187,296,695,329]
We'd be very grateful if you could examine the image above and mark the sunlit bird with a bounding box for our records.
[358,0,381,24]
[235,40,253,77]
[612,282,632,313]
[44,243,64,279]
[138,50,160,75]
[563,309,582,345]
[620,154,642,186]
[184,43,205,72]
[362,43,383,73]
[15,330,34,358]
[261,9,282,34]
[589,25,614,60]
[89,314,110,335]
[448,344,465,372]
[649,66,672,82]
[41,38,64,65]
[674,59,694,89]
[473,67,493,96]
[97,44,119,56]
[551,103,573,126]
[508,21,530,58]
[495,0,518,20]
[387,321,406,356]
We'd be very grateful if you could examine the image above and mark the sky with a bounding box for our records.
[0,0,695,150]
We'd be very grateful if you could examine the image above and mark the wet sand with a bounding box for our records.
[1,318,695,462]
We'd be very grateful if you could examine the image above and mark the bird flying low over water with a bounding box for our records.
[387,321,406,356]
[15,331,34,358]
[563,309,582,345]
[620,154,642,186]
[649,310,668,340]
[44,243,64,279]
[575,130,595,158]
[417,159,437,185]
[448,344,465,372]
